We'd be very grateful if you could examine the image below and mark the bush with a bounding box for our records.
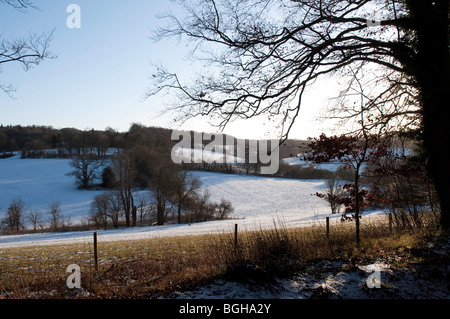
[366,149,440,228]
[101,166,117,188]
[179,192,235,224]
[183,191,215,223]
[388,209,440,231]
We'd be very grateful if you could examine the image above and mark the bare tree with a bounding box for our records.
[150,164,176,226]
[111,149,136,227]
[108,192,123,228]
[48,200,63,230]
[215,198,234,220]
[148,0,450,229]
[0,0,55,96]
[67,153,106,189]
[136,193,151,225]
[324,175,346,215]
[187,189,216,223]
[28,209,43,231]
[90,193,112,230]
[1,197,25,232]
[90,192,123,229]
[145,149,179,226]
[174,169,202,223]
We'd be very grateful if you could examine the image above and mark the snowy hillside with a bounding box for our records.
[0,155,385,248]
[0,155,105,223]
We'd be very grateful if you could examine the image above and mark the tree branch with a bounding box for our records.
[147,0,419,139]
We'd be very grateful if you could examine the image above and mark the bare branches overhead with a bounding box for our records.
[147,0,421,140]
[0,0,37,11]
[0,30,55,68]
[0,1,55,96]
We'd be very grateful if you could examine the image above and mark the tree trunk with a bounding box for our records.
[132,205,137,227]
[120,189,130,227]
[156,189,166,226]
[411,0,450,230]
[355,173,360,245]
[422,95,450,230]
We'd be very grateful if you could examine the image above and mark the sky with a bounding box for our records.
[0,0,341,140]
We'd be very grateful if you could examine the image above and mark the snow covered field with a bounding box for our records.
[0,156,106,223]
[0,155,385,248]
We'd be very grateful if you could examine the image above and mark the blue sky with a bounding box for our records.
[0,1,337,140]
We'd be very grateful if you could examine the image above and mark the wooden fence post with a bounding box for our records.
[93,232,98,271]
[326,217,330,239]
[234,224,238,251]
[388,213,393,233]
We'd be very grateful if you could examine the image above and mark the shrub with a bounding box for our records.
[101,166,117,188]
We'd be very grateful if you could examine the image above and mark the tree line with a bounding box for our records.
[0,124,127,157]
[1,199,71,233]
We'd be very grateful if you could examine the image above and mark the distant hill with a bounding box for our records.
[0,124,173,156]
[0,124,309,159]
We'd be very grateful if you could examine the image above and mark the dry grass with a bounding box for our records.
[0,214,443,299]
[0,234,222,298]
